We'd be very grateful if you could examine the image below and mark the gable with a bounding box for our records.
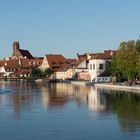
[77,59,87,69]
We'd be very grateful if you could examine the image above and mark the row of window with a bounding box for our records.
[29,62,41,65]
[98,77,108,81]
[89,64,104,70]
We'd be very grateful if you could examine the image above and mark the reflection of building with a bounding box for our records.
[87,87,106,111]
[42,84,71,109]
[42,83,91,109]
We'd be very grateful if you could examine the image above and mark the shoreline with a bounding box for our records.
[1,78,140,93]
[95,83,140,93]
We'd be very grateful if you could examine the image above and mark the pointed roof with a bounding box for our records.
[45,54,66,71]
[19,49,33,59]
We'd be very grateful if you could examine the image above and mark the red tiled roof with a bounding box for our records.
[12,69,31,76]
[65,59,76,64]
[19,49,33,59]
[46,54,66,71]
[72,59,83,66]
[0,58,43,71]
[0,59,19,69]
[91,53,112,59]
[45,54,76,71]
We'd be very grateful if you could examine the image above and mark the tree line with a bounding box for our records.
[110,39,140,84]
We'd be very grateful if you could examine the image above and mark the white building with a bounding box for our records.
[88,53,112,82]
[55,68,75,80]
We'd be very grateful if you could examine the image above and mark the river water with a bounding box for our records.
[0,81,140,140]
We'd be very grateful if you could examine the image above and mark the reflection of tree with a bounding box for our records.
[108,91,140,133]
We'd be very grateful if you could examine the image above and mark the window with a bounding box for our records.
[93,64,95,69]
[99,64,104,70]
[90,64,92,70]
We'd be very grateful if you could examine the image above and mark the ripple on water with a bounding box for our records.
[0,89,12,95]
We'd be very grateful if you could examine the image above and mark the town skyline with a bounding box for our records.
[1,0,140,59]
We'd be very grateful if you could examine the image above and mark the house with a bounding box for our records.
[73,55,90,80]
[39,54,66,71]
[0,57,43,78]
[55,68,75,80]
[12,69,31,78]
[88,53,112,82]
[0,59,20,77]
[96,71,111,83]
[11,41,33,59]
[39,54,77,80]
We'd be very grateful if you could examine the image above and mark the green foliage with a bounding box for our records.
[110,39,140,83]
[136,55,140,78]
[31,68,54,78]
[136,39,140,52]
[31,68,43,78]
[110,57,122,81]
[43,68,54,78]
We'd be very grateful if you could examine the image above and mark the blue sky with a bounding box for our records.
[0,0,140,58]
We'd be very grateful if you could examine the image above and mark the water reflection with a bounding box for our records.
[87,87,106,111]
[1,81,140,137]
[105,90,140,133]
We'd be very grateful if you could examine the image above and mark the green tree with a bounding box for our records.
[136,55,140,79]
[110,57,122,82]
[43,68,54,78]
[110,40,138,83]
[31,68,43,78]
[118,41,138,81]
[136,39,140,52]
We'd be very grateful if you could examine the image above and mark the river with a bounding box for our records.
[0,81,140,140]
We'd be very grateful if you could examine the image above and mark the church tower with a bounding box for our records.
[13,41,20,51]
[11,41,33,59]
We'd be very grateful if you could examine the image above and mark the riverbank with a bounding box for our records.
[71,81,94,86]
[95,83,140,93]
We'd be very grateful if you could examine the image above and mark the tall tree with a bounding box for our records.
[136,39,140,52]
[111,40,138,83]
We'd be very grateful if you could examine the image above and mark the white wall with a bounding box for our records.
[88,59,106,82]
[0,66,6,73]
[55,68,75,80]
[75,59,88,73]
[55,71,67,80]
[39,56,50,71]
[95,77,111,83]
